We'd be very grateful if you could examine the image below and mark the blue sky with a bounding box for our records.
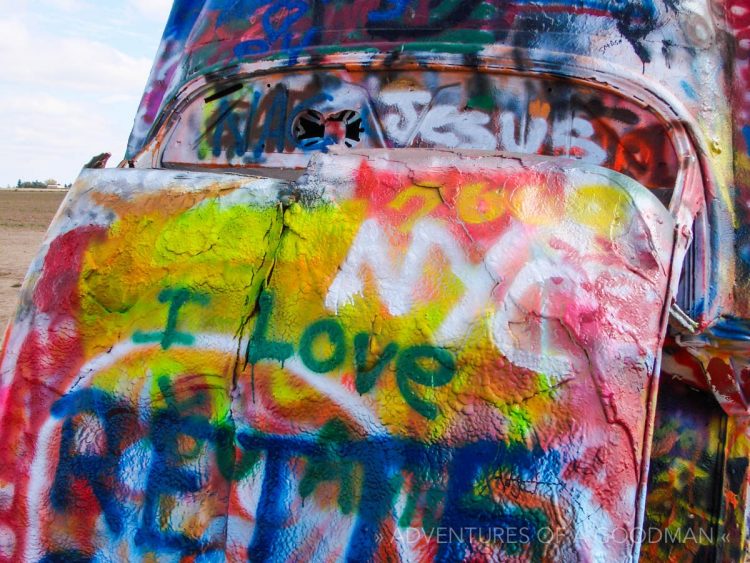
[0,0,172,186]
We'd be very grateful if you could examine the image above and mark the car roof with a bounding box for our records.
[126,0,721,159]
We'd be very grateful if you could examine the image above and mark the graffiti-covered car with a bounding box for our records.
[2,0,750,561]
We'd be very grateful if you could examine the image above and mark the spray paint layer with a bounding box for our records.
[0,153,676,561]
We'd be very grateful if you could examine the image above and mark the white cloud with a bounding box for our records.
[0,17,152,94]
[0,94,110,155]
[129,0,173,21]
[42,0,87,11]
[0,9,157,185]
[0,90,139,185]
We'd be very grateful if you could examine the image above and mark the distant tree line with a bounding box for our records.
[13,179,71,189]
[16,180,47,189]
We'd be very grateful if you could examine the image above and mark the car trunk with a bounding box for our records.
[0,149,678,561]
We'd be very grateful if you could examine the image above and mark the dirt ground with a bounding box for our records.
[0,190,67,331]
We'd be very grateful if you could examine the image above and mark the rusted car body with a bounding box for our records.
[1,0,750,561]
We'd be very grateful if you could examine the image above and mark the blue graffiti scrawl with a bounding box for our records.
[48,382,562,561]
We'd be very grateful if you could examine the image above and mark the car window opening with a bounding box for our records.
[162,69,682,201]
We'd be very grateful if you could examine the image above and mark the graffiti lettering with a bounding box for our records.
[298,318,347,373]
[49,380,562,561]
[379,89,431,146]
[134,377,217,553]
[50,389,135,536]
[249,290,457,418]
[353,333,399,394]
[247,290,294,365]
[133,287,210,349]
[170,71,677,192]
[325,218,486,317]
[500,111,548,154]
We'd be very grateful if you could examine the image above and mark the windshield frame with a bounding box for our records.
[158,66,686,198]
[132,50,704,211]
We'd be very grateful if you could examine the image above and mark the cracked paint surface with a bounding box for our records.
[7,0,750,560]
[0,152,676,561]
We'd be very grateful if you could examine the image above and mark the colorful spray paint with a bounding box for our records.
[0,154,677,560]
[4,0,750,561]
